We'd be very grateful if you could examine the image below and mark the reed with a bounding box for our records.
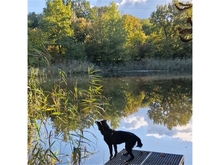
[28,67,105,164]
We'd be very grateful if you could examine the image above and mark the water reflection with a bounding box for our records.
[86,107,192,165]
[30,73,192,164]
[101,76,192,130]
[145,78,192,130]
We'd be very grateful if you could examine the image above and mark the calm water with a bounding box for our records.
[37,72,192,165]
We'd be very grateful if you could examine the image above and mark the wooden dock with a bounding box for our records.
[104,149,184,165]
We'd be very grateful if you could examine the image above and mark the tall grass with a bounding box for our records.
[28,60,100,78]
[28,67,105,164]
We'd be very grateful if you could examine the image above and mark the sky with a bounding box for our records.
[28,0,173,19]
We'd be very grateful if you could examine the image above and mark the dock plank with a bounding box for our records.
[104,149,184,165]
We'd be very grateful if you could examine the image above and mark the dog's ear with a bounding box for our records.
[103,120,109,126]
[101,120,111,129]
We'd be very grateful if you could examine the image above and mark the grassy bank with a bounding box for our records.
[101,58,192,72]
[28,58,192,77]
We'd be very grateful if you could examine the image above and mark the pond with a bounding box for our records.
[28,71,192,165]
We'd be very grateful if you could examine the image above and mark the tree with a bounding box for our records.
[139,19,155,58]
[40,0,74,43]
[74,17,89,42]
[147,3,192,59]
[28,28,50,67]
[28,12,43,29]
[39,0,75,61]
[85,2,126,65]
[122,14,147,60]
[72,0,91,18]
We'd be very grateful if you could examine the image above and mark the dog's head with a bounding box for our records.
[95,120,111,135]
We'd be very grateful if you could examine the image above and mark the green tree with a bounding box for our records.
[85,2,126,65]
[39,0,75,61]
[28,28,51,67]
[61,17,89,60]
[122,14,147,60]
[40,0,74,43]
[72,0,91,18]
[41,0,73,43]
[147,3,192,59]
[28,12,43,29]
[62,0,91,18]
[139,19,155,58]
[55,36,87,60]
[28,12,46,67]
[28,28,46,52]
[74,17,89,42]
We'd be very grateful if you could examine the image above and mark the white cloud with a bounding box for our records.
[94,0,174,18]
[173,132,192,142]
[122,115,148,130]
[172,122,192,142]
[117,0,173,18]
[119,0,147,5]
[146,118,192,142]
[147,133,164,138]
[117,107,192,142]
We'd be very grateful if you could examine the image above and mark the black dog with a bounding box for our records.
[95,120,143,163]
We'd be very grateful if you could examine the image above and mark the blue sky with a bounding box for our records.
[28,0,173,19]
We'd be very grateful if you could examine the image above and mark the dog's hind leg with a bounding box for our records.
[123,148,134,162]
[122,146,129,156]
[124,140,136,162]
[124,148,134,163]
[122,145,130,157]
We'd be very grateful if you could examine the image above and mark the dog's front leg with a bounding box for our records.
[108,143,113,160]
[113,144,118,157]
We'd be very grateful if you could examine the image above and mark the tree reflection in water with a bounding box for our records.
[101,76,192,130]
[144,78,192,130]
[29,72,192,164]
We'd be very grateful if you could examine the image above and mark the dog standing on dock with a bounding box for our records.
[95,120,143,163]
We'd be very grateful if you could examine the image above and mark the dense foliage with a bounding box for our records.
[28,0,192,67]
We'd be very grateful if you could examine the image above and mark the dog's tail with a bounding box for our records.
[136,137,143,148]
